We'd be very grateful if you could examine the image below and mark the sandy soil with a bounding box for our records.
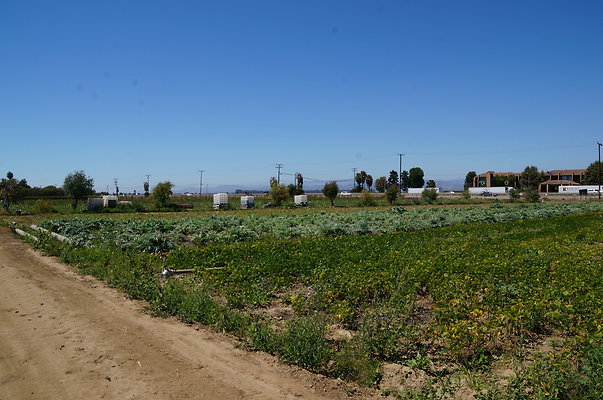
[0,228,375,400]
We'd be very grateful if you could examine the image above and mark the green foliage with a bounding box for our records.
[421,188,438,204]
[523,189,541,203]
[388,170,399,187]
[32,200,60,214]
[152,181,174,208]
[386,185,399,204]
[358,190,376,207]
[281,317,330,371]
[520,166,545,190]
[582,160,602,185]
[375,176,387,193]
[287,184,304,197]
[464,171,477,190]
[322,181,339,206]
[0,171,29,210]
[25,207,603,393]
[63,170,94,210]
[401,170,410,189]
[508,188,521,201]
[409,167,425,188]
[269,184,289,206]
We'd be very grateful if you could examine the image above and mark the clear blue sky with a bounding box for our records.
[1,0,602,192]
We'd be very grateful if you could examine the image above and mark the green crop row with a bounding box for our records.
[40,202,603,252]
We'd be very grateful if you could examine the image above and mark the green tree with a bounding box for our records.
[387,170,399,187]
[520,166,545,190]
[426,179,436,188]
[0,172,16,210]
[582,161,603,185]
[63,170,94,210]
[270,184,289,206]
[322,181,339,206]
[409,167,425,188]
[375,176,387,193]
[152,181,174,208]
[464,171,476,190]
[143,181,150,197]
[365,175,373,191]
[385,184,399,205]
[401,170,410,189]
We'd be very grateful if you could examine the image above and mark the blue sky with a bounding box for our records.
[1,1,602,192]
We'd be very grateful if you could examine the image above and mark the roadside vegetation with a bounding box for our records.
[4,201,603,398]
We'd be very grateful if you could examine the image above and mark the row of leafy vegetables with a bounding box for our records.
[40,202,603,253]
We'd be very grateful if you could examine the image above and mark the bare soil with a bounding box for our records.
[0,228,375,399]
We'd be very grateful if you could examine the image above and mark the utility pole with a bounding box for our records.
[198,170,204,195]
[276,164,283,184]
[352,167,357,190]
[598,142,602,200]
[398,153,405,193]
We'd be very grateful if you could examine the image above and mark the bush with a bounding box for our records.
[33,200,59,214]
[421,189,438,204]
[523,189,541,203]
[270,184,289,206]
[281,317,330,371]
[508,188,521,202]
[385,185,399,205]
[358,190,376,207]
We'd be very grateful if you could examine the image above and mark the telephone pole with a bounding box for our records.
[276,164,283,184]
[198,170,204,195]
[597,142,602,200]
[398,153,405,193]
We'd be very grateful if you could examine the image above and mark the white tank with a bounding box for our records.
[294,195,308,206]
[213,193,229,209]
[240,196,254,209]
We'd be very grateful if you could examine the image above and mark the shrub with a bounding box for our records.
[33,200,59,214]
[281,317,330,371]
[421,189,438,204]
[523,189,541,203]
[385,185,398,205]
[358,190,376,207]
[270,184,289,206]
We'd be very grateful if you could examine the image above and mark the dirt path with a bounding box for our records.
[0,228,374,399]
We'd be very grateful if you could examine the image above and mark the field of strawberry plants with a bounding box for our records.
[22,203,603,398]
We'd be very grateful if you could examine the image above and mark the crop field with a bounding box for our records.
[12,202,603,399]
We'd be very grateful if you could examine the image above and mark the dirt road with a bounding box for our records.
[0,228,372,399]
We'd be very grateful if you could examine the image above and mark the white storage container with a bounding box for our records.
[294,194,308,206]
[240,196,254,209]
[102,195,118,208]
[213,193,229,209]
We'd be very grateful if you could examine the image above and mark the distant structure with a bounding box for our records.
[473,169,586,193]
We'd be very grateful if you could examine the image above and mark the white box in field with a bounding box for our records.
[294,195,308,206]
[240,196,254,209]
[213,193,228,209]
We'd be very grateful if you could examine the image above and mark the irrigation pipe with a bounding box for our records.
[15,228,39,242]
[30,225,71,243]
